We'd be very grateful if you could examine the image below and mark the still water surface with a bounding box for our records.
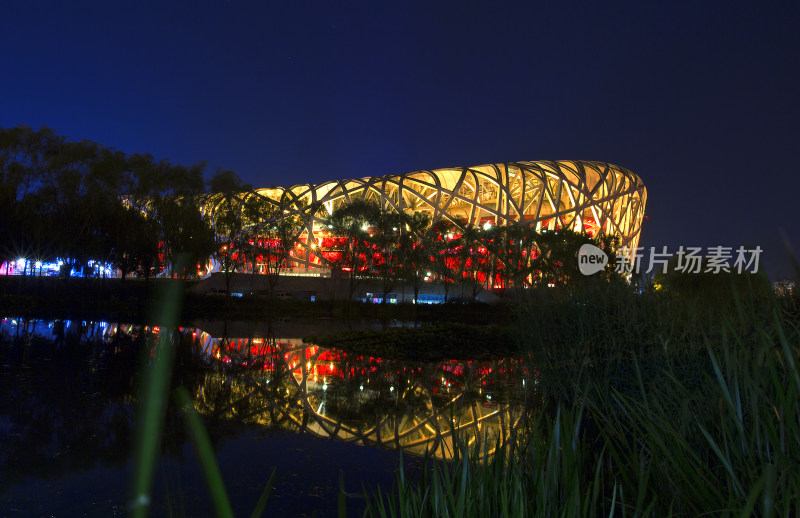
[0,317,527,517]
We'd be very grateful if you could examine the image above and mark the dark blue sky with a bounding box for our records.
[2,1,799,278]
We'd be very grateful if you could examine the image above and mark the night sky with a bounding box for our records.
[2,1,799,279]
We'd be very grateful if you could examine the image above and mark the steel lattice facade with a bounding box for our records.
[216,160,646,270]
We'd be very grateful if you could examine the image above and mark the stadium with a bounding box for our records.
[210,160,647,273]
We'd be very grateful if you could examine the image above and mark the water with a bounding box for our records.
[0,317,527,517]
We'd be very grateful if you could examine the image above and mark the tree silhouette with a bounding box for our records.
[397,211,430,303]
[322,199,380,301]
[208,169,252,295]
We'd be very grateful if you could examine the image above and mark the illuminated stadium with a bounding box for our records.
[211,160,647,273]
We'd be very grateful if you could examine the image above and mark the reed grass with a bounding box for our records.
[363,408,617,518]
[362,277,800,517]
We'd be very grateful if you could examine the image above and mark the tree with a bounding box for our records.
[123,157,209,280]
[322,199,380,301]
[240,193,273,275]
[426,219,459,303]
[122,153,171,280]
[397,212,431,303]
[240,191,305,293]
[131,214,163,281]
[371,209,404,304]
[0,126,61,274]
[208,170,253,295]
[157,197,216,278]
[109,205,149,280]
[484,222,539,293]
[455,223,492,302]
[530,228,619,292]
[46,139,103,275]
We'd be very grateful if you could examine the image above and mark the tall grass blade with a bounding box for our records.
[175,386,235,518]
[338,470,347,518]
[130,277,182,517]
[249,467,277,518]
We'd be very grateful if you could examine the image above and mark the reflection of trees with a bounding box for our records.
[0,323,215,489]
[0,331,140,487]
[320,356,431,428]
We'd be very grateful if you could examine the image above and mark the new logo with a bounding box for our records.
[578,244,608,275]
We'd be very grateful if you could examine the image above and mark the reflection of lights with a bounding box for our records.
[322,382,328,391]
[306,361,311,370]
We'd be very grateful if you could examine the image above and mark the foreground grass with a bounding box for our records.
[362,279,800,517]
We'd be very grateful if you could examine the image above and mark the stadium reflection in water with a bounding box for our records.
[1,317,527,463]
[112,320,528,459]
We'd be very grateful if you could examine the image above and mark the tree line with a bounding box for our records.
[1,125,222,279]
[0,125,312,286]
[319,199,621,302]
[1,125,621,297]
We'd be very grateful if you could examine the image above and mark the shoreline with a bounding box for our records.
[0,275,512,324]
